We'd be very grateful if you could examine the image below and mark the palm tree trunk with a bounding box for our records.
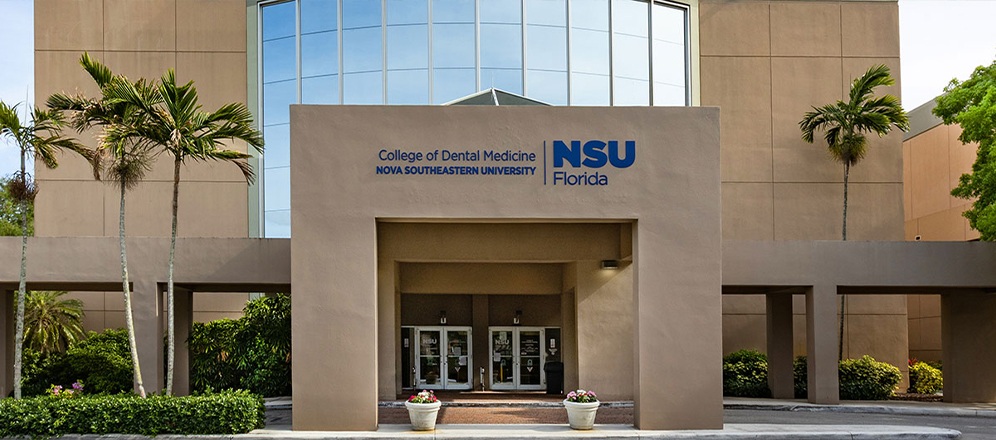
[119,180,147,398]
[839,162,850,361]
[12,151,27,399]
[165,157,180,395]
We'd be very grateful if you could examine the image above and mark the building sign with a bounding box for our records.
[375,139,636,187]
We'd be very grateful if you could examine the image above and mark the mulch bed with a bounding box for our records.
[889,393,944,402]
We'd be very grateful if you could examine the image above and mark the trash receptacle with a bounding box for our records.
[544,361,564,395]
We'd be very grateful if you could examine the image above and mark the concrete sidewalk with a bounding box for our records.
[724,396,996,418]
[249,424,960,440]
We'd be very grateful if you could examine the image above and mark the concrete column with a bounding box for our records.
[173,288,193,396]
[472,295,488,391]
[561,286,578,393]
[377,259,397,400]
[942,291,996,403]
[766,293,794,399]
[1,290,11,398]
[133,279,163,394]
[806,285,839,404]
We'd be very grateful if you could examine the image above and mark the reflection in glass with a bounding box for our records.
[433,24,475,69]
[263,167,290,211]
[480,23,522,69]
[263,38,296,83]
[571,0,608,31]
[301,0,337,33]
[480,0,520,23]
[343,71,383,104]
[387,24,428,70]
[388,70,429,104]
[526,23,566,72]
[571,72,610,106]
[433,68,476,103]
[263,123,290,169]
[262,1,295,41]
[613,77,650,106]
[343,26,382,73]
[419,330,442,386]
[264,210,291,239]
[263,80,296,126]
[302,32,338,78]
[433,0,475,23]
[528,70,567,106]
[481,68,522,94]
[519,331,542,386]
[343,0,382,28]
[447,330,470,386]
[491,331,513,385]
[302,75,339,104]
[388,0,427,25]
[525,0,565,26]
[653,3,687,105]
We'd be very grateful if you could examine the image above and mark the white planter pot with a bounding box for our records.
[405,401,442,431]
[563,400,599,430]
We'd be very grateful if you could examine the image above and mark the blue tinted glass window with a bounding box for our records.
[570,72,610,105]
[480,23,522,68]
[264,167,291,211]
[343,71,384,103]
[303,75,339,104]
[653,83,685,106]
[388,70,430,104]
[387,0,427,25]
[433,0,475,23]
[570,28,609,75]
[387,24,429,70]
[343,26,382,73]
[264,210,291,238]
[263,37,297,83]
[652,3,687,106]
[480,0,521,23]
[652,2,685,45]
[263,80,296,125]
[526,70,566,105]
[612,0,648,37]
[342,0,382,28]
[302,31,338,77]
[301,0,337,33]
[525,0,565,26]
[526,24,565,71]
[262,1,296,41]
[433,68,476,103]
[433,23,475,68]
[481,68,522,94]
[263,123,291,169]
[571,0,608,31]
[613,33,648,80]
[613,77,649,106]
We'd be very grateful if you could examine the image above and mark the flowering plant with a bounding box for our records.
[408,389,438,404]
[565,389,597,403]
[49,381,84,398]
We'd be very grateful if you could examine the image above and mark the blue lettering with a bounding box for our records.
[608,140,636,168]
[581,140,608,168]
[552,140,581,167]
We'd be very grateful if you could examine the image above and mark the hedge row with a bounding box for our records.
[724,350,905,400]
[0,390,264,438]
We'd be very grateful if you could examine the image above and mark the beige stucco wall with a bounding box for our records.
[702,0,908,372]
[291,105,722,430]
[33,0,254,330]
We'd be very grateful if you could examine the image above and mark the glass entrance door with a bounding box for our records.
[414,327,472,390]
[489,327,545,390]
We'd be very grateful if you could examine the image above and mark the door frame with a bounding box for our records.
[413,326,473,390]
[489,327,546,391]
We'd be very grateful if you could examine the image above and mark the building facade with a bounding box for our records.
[29,0,913,420]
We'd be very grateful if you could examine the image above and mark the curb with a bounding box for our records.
[726,402,996,418]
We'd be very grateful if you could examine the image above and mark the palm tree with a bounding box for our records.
[117,69,263,394]
[0,101,91,399]
[48,53,158,397]
[799,64,909,359]
[21,290,86,355]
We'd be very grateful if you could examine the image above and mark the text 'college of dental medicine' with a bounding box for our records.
[374,139,636,187]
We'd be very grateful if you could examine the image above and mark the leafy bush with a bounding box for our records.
[722,349,771,398]
[794,355,808,398]
[908,361,943,394]
[0,390,264,438]
[838,355,902,400]
[190,294,291,397]
[22,329,133,396]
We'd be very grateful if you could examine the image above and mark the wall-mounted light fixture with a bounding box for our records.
[601,259,620,270]
[439,310,447,325]
[513,310,522,325]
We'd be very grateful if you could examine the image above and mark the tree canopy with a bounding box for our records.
[933,60,996,240]
[0,175,32,236]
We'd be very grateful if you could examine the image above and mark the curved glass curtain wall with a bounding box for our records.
[260,0,691,237]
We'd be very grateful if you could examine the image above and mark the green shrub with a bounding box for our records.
[22,329,133,396]
[838,355,902,400]
[722,349,771,398]
[190,294,291,397]
[793,355,808,398]
[0,390,264,438]
[908,361,943,394]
